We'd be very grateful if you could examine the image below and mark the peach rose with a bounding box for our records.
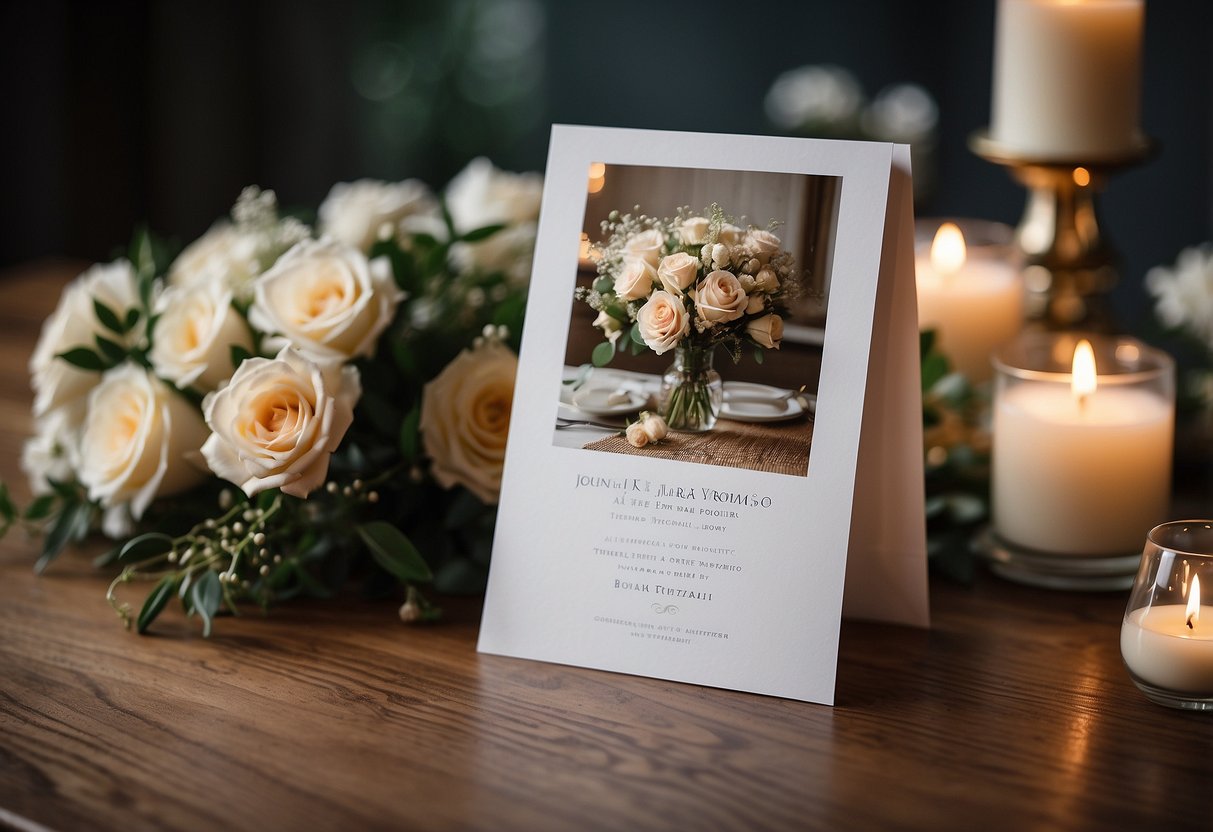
[613,258,655,300]
[636,291,690,355]
[150,280,254,392]
[658,252,699,294]
[747,314,784,349]
[623,229,665,267]
[694,270,748,324]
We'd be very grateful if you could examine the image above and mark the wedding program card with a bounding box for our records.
[478,126,928,705]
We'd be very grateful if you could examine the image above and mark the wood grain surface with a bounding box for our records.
[1,262,1211,832]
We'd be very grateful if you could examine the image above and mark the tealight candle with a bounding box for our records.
[990,0,1145,159]
[915,220,1023,384]
[989,333,1174,588]
[1122,522,1213,710]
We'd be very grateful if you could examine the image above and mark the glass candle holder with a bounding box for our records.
[1121,522,1213,710]
[987,332,1174,589]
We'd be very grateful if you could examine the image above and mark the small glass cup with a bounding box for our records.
[1121,521,1213,710]
[986,332,1174,590]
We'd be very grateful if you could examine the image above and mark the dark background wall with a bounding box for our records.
[2,0,1210,329]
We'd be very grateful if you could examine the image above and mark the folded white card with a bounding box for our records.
[479,126,928,705]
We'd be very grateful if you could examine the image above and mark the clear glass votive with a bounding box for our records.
[987,332,1174,590]
[1121,522,1213,710]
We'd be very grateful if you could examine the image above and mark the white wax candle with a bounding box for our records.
[917,257,1023,384]
[991,0,1144,159]
[993,384,1172,554]
[1121,605,1213,692]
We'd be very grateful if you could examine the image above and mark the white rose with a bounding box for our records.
[641,412,669,442]
[150,281,254,392]
[755,267,780,293]
[625,421,650,448]
[711,243,731,270]
[624,229,665,268]
[747,314,784,349]
[169,223,264,292]
[78,364,209,528]
[614,258,656,300]
[30,260,141,421]
[593,311,623,345]
[449,221,537,284]
[678,217,711,246]
[746,229,782,263]
[445,157,543,230]
[319,179,437,253]
[694,270,748,324]
[21,407,79,496]
[250,238,404,365]
[420,341,518,505]
[718,224,744,246]
[200,347,361,499]
[657,252,699,294]
[636,291,690,355]
[746,294,767,315]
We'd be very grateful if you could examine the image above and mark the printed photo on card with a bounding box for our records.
[479,126,926,705]
[555,164,842,478]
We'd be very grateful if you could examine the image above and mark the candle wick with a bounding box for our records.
[1077,393,1088,414]
[1187,614,1195,630]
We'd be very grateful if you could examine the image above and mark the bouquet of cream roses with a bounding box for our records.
[4,158,541,635]
[575,207,797,429]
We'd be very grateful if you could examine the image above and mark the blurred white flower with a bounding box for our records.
[1147,244,1213,346]
[319,178,437,253]
[445,157,543,284]
[861,83,939,143]
[764,65,864,132]
[21,407,79,496]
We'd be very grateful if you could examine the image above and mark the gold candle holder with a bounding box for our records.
[970,131,1153,331]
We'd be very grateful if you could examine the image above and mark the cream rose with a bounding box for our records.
[755,267,780,293]
[747,314,784,349]
[150,281,254,392]
[31,260,141,422]
[640,412,669,442]
[250,238,404,365]
[78,364,209,530]
[625,421,650,448]
[694,270,748,324]
[445,158,543,285]
[745,294,767,315]
[677,216,711,246]
[614,258,655,300]
[624,229,665,268]
[200,347,361,499]
[746,229,782,263]
[420,341,518,505]
[319,178,437,253]
[169,223,263,292]
[636,291,690,355]
[657,252,699,294]
[718,224,744,246]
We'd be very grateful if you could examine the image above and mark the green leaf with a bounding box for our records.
[191,570,223,637]
[920,328,937,357]
[118,532,175,563]
[93,544,122,568]
[629,338,645,356]
[922,353,950,392]
[136,575,179,634]
[591,341,615,367]
[35,501,91,574]
[630,323,646,345]
[24,494,56,521]
[123,307,141,333]
[95,334,127,364]
[56,347,108,372]
[753,348,765,365]
[460,223,506,243]
[399,404,421,462]
[439,200,457,240]
[230,344,254,369]
[357,522,433,583]
[593,276,613,293]
[93,299,126,335]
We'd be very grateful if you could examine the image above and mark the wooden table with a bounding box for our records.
[2,262,1211,832]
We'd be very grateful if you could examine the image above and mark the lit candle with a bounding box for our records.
[1122,575,1213,692]
[916,222,1023,384]
[993,337,1173,555]
[990,0,1145,159]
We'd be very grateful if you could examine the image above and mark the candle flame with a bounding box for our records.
[1187,574,1201,630]
[930,223,967,277]
[1071,339,1097,403]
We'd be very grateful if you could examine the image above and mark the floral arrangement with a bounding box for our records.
[2,158,541,635]
[1146,243,1213,413]
[575,207,797,430]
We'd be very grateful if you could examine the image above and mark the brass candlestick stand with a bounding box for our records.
[970,132,1153,331]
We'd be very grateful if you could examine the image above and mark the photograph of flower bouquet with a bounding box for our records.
[5,159,542,635]
[557,164,841,477]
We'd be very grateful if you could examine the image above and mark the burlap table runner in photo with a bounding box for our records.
[582,418,813,477]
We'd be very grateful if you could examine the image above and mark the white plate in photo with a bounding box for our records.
[720,396,807,423]
[571,386,649,416]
